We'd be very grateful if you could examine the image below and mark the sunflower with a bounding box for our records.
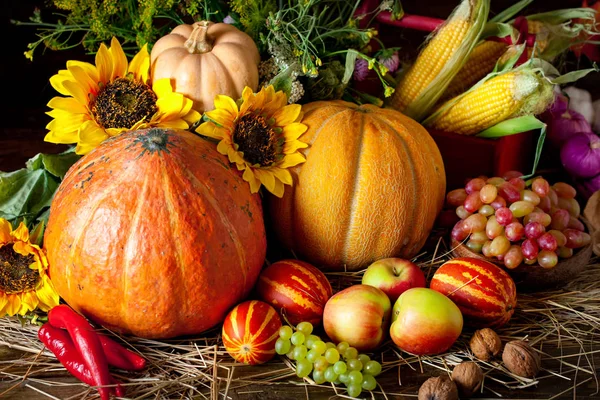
[0,219,59,316]
[196,86,308,197]
[45,38,201,155]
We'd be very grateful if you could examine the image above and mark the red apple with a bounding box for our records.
[390,288,463,356]
[323,285,391,351]
[362,258,426,303]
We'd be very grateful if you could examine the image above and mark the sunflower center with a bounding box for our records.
[232,113,278,166]
[92,77,158,129]
[0,245,39,294]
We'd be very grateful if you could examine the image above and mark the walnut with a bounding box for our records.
[418,375,459,400]
[470,328,502,361]
[502,340,541,378]
[452,361,483,397]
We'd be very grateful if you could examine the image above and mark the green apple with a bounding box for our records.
[390,288,463,355]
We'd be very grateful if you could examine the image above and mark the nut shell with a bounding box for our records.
[418,375,459,400]
[452,361,483,397]
[502,340,541,378]
[470,328,502,361]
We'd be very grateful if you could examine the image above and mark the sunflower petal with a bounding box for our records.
[67,60,99,82]
[271,167,293,186]
[62,80,91,106]
[0,220,13,244]
[205,108,236,127]
[67,64,100,96]
[283,140,308,154]
[19,291,39,315]
[156,93,186,120]
[271,179,285,198]
[109,37,128,80]
[48,97,88,115]
[11,222,29,242]
[196,122,221,139]
[255,169,276,194]
[213,94,239,117]
[283,122,308,140]
[278,152,306,168]
[95,42,112,84]
[272,104,302,126]
[4,294,20,317]
[129,44,150,83]
[77,120,109,154]
[155,119,190,129]
[216,139,231,156]
[242,168,261,193]
[36,276,60,311]
[49,73,74,96]
[0,293,8,315]
[152,78,174,98]
[182,108,201,125]
[45,129,79,145]
[13,241,34,257]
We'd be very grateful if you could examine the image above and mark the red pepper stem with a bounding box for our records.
[99,335,147,371]
[48,306,113,400]
[376,12,444,32]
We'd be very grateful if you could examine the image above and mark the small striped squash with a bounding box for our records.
[256,260,333,325]
[222,300,282,365]
[269,101,446,271]
[430,257,517,328]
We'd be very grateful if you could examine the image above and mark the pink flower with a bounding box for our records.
[379,51,400,74]
[353,58,369,81]
[223,15,235,24]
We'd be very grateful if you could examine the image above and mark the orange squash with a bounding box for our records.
[269,101,446,271]
[44,128,266,339]
[150,21,260,113]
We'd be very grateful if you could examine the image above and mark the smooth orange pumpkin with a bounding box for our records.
[269,101,446,271]
[150,21,260,113]
[44,128,266,339]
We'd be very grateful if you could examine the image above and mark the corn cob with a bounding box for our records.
[441,41,508,101]
[388,0,489,121]
[426,69,552,135]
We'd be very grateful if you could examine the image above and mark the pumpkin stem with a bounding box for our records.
[184,21,213,54]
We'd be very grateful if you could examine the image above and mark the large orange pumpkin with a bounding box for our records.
[44,128,266,339]
[269,101,446,270]
[150,21,260,113]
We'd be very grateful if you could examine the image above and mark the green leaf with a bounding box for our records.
[391,0,405,21]
[25,153,44,171]
[525,8,597,24]
[476,115,547,179]
[550,65,599,85]
[342,50,359,85]
[477,115,546,138]
[480,22,514,40]
[489,0,534,23]
[29,220,45,247]
[0,169,59,223]
[40,148,80,178]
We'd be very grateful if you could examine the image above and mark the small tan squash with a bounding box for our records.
[150,21,260,113]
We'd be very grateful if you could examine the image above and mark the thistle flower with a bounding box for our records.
[379,51,400,74]
[353,58,370,81]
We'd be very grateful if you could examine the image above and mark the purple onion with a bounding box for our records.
[580,173,600,200]
[547,109,592,148]
[560,131,600,178]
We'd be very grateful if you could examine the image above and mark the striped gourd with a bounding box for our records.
[256,259,333,325]
[388,0,490,121]
[222,300,282,365]
[430,257,517,328]
[441,41,508,101]
[426,69,553,135]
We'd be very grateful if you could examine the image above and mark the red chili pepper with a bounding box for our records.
[38,324,125,397]
[38,324,95,385]
[48,306,113,400]
[99,335,147,371]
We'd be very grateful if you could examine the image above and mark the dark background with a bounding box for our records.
[0,0,597,172]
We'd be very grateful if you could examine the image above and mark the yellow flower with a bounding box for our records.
[45,38,201,155]
[196,86,308,198]
[0,220,59,316]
